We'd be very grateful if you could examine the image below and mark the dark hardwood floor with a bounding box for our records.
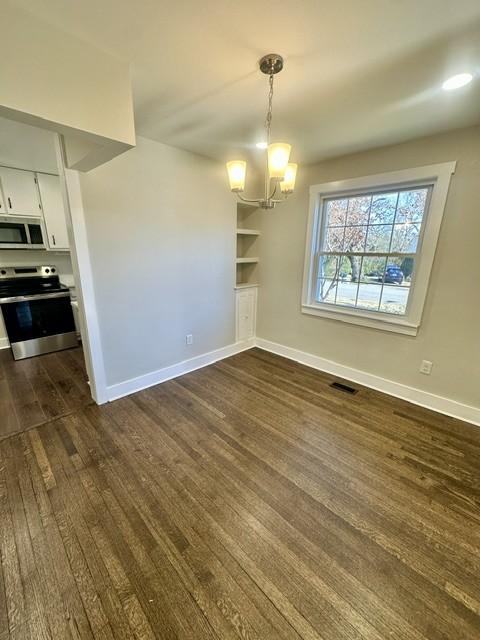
[1,347,479,639]
[0,346,91,440]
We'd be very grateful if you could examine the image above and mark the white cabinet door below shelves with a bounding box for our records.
[0,167,41,217]
[235,287,257,342]
[37,173,70,250]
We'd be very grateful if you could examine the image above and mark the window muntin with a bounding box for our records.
[314,186,431,316]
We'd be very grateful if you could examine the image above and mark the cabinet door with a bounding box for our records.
[36,173,70,250]
[0,167,42,217]
[235,288,257,341]
[0,181,6,214]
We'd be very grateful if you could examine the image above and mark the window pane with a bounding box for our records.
[356,283,382,310]
[325,226,345,251]
[384,257,415,285]
[380,284,410,315]
[339,256,353,281]
[336,280,359,307]
[369,192,398,224]
[343,225,367,252]
[391,222,421,253]
[365,224,393,252]
[396,189,428,223]
[316,279,337,303]
[346,196,371,226]
[318,254,340,279]
[326,198,348,226]
[360,256,387,283]
[395,256,415,284]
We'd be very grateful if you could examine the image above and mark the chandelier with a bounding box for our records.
[226,54,297,209]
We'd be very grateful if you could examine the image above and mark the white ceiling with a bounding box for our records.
[11,0,480,164]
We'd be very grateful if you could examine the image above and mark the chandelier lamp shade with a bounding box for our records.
[226,54,297,209]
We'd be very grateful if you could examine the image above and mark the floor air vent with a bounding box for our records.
[330,381,358,395]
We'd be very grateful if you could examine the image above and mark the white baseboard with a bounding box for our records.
[255,337,480,427]
[106,338,256,402]
[0,337,10,350]
[105,333,479,427]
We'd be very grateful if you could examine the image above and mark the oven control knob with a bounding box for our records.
[51,268,55,273]
[45,268,50,273]
[0,270,5,275]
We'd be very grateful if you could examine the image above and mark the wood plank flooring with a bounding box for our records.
[0,346,91,440]
[1,347,479,639]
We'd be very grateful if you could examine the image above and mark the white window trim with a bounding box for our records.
[301,162,456,336]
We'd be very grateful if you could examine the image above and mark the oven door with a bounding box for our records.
[0,292,77,359]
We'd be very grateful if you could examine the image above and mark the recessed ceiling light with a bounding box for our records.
[442,73,473,91]
[256,141,268,149]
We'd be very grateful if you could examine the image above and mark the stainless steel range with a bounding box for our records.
[0,265,78,360]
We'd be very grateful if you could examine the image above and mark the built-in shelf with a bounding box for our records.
[236,228,261,236]
[236,257,259,264]
[236,202,260,288]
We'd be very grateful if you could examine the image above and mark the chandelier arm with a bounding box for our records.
[268,183,278,200]
[236,193,262,205]
[269,193,290,204]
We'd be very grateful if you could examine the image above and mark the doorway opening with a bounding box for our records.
[0,116,106,440]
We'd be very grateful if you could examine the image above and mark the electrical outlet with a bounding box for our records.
[420,360,433,375]
[186,334,193,345]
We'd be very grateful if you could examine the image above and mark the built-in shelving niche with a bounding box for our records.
[236,203,260,287]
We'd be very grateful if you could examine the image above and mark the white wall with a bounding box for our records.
[256,125,480,410]
[79,136,236,387]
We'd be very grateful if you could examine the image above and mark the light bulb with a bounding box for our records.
[280,163,298,193]
[267,143,291,179]
[226,161,247,192]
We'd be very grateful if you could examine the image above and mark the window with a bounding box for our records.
[302,163,456,335]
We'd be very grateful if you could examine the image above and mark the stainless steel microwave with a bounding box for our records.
[0,216,45,249]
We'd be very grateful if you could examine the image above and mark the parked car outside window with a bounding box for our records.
[383,265,404,285]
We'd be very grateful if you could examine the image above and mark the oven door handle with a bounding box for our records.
[0,291,71,304]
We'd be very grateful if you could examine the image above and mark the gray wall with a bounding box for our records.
[79,136,236,387]
[256,125,480,408]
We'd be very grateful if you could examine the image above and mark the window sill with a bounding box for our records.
[301,303,419,336]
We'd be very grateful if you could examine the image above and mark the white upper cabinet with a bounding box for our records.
[36,173,69,251]
[0,167,42,217]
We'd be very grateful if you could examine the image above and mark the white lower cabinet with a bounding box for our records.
[36,173,70,250]
[235,286,257,342]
